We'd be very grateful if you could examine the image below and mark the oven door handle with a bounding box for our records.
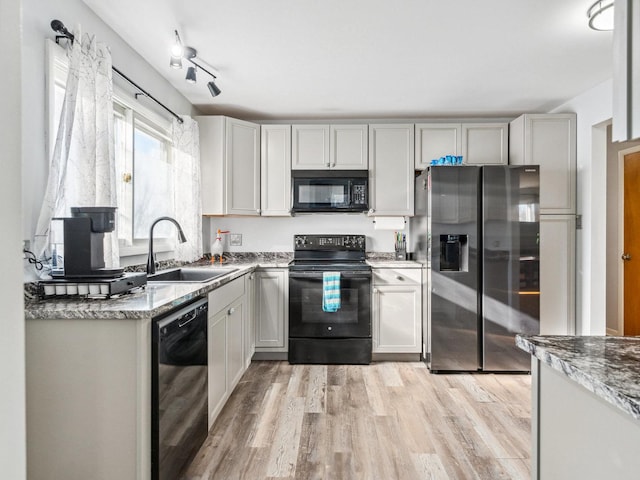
[289,271,372,279]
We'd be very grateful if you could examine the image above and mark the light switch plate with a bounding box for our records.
[230,233,242,246]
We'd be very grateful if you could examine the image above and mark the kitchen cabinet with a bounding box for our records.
[415,123,461,170]
[261,125,292,215]
[197,115,261,215]
[415,122,508,169]
[372,267,422,353]
[540,215,576,335]
[292,124,368,169]
[509,113,577,214]
[368,124,415,216]
[255,268,289,352]
[461,123,508,165]
[207,274,248,427]
[26,316,153,480]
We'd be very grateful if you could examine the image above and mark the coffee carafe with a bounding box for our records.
[50,206,124,278]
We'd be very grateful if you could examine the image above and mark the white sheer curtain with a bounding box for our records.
[33,30,117,266]
[172,116,203,262]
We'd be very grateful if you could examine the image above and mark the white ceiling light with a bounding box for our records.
[587,0,614,31]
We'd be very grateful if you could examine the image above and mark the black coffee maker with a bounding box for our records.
[51,206,124,278]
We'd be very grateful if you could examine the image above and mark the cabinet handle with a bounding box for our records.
[368,208,375,215]
[622,253,632,261]
[373,288,378,294]
[228,307,236,315]
[396,276,405,281]
[326,162,331,167]
[256,208,261,214]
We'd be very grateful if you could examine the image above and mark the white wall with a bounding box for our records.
[0,0,26,477]
[551,79,613,335]
[205,215,405,253]
[21,0,194,261]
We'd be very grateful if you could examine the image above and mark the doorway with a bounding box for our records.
[620,146,640,335]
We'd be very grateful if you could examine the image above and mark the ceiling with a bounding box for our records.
[82,0,613,120]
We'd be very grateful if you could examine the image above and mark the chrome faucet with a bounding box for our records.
[146,216,188,274]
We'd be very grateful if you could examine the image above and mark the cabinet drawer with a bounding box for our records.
[373,268,421,285]
[208,276,245,313]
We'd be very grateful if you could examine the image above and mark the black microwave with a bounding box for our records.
[292,170,369,213]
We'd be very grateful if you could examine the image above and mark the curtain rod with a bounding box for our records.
[51,19,184,124]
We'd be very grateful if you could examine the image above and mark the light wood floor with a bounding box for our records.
[185,361,531,480]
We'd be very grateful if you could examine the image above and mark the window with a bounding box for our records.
[47,40,176,256]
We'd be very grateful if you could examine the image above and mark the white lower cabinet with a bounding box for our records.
[372,267,422,353]
[255,268,289,352]
[540,215,576,335]
[207,274,250,428]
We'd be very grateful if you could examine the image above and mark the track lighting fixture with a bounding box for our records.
[169,30,222,97]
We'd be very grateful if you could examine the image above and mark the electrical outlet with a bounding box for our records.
[23,239,30,251]
[229,233,242,246]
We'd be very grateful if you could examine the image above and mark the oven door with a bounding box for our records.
[289,270,371,338]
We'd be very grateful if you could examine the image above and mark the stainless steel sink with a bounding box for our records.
[147,267,237,283]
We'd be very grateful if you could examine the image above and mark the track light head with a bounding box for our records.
[171,30,183,57]
[207,80,222,97]
[170,56,182,69]
[186,66,197,84]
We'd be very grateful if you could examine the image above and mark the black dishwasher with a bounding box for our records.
[151,297,208,480]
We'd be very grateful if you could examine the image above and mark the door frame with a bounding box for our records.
[617,145,640,335]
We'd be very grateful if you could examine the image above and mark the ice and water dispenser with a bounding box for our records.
[439,234,468,272]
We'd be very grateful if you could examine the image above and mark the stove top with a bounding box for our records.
[291,234,368,271]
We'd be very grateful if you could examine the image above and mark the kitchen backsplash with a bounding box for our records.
[203,215,407,253]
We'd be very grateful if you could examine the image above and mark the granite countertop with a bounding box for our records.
[516,335,640,420]
[25,253,294,321]
[366,260,422,268]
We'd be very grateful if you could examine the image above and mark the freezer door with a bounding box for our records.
[429,166,481,372]
[482,165,540,371]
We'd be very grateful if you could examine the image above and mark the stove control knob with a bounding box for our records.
[295,236,307,247]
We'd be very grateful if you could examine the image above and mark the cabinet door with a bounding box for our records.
[261,125,292,216]
[510,114,576,214]
[255,269,288,350]
[227,297,245,391]
[244,273,255,369]
[369,124,415,216]
[330,124,368,169]
[373,284,422,353]
[197,116,225,215]
[540,215,575,335]
[226,117,261,215]
[462,123,508,165]
[292,125,330,169]
[415,123,461,170]
[208,309,227,428]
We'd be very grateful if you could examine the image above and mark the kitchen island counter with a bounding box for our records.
[517,334,640,479]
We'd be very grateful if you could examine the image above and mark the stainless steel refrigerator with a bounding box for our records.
[412,165,540,372]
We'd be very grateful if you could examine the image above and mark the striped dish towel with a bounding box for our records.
[322,271,341,312]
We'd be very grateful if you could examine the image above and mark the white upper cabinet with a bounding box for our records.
[509,113,577,214]
[292,125,330,169]
[197,116,261,215]
[415,122,508,168]
[461,123,508,165]
[415,123,461,170]
[368,124,415,216]
[261,125,292,216]
[330,125,368,169]
[292,124,368,169]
